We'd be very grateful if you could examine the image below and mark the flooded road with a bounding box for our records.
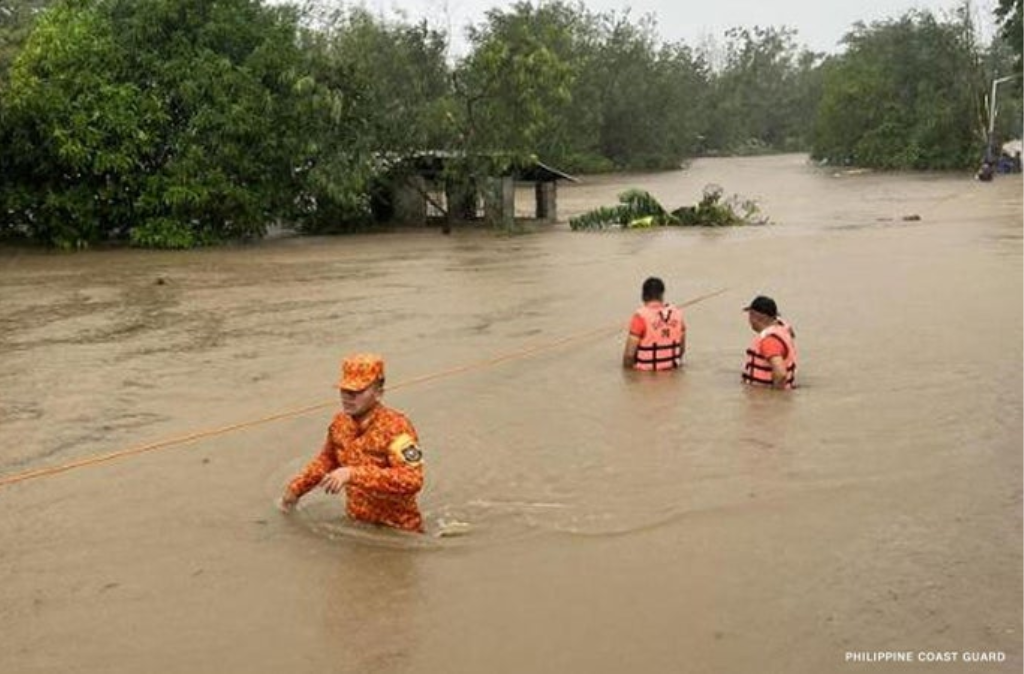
[0,154,1020,673]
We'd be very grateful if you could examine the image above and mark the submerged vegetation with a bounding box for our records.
[0,0,1019,248]
[569,186,768,230]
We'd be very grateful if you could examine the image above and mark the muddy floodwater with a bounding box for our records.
[0,155,1020,673]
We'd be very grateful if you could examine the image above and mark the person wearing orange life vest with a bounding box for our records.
[622,276,686,370]
[742,295,797,390]
[278,353,425,533]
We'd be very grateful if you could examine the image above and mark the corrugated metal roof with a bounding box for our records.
[384,151,578,183]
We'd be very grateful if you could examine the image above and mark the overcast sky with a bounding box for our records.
[342,0,998,57]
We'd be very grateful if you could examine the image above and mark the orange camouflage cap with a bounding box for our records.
[336,353,385,391]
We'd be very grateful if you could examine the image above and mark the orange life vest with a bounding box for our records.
[634,303,684,371]
[743,320,797,388]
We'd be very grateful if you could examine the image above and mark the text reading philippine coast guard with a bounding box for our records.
[845,651,1006,664]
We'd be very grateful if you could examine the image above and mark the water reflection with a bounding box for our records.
[322,542,424,674]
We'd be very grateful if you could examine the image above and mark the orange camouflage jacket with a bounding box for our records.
[287,404,424,532]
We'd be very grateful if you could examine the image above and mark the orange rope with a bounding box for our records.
[0,288,728,487]
[0,401,333,487]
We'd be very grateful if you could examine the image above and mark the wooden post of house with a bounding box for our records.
[535,181,557,222]
[446,179,478,222]
[394,175,428,225]
[484,176,515,229]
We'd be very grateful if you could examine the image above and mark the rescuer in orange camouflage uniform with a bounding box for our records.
[278,354,425,533]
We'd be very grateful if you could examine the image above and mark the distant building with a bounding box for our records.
[373,151,577,230]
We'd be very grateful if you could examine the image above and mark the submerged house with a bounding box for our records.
[373,152,577,229]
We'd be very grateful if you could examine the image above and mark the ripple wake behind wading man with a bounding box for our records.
[741,295,797,390]
[278,353,425,533]
[622,276,686,371]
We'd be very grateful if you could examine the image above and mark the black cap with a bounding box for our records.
[743,295,778,317]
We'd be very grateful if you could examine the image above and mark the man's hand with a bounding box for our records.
[277,491,298,513]
[622,333,641,369]
[320,467,352,495]
[768,354,788,389]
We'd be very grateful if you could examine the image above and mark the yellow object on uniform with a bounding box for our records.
[388,433,423,467]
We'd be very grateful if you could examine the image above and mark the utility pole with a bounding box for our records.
[987,74,1022,160]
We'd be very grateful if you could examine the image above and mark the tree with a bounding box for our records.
[1,0,323,247]
[705,26,822,154]
[456,1,577,159]
[995,0,1022,79]
[588,13,708,168]
[455,2,712,171]
[311,8,452,155]
[285,6,456,233]
[812,9,985,169]
[1,0,162,245]
[0,0,49,87]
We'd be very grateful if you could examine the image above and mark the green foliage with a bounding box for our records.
[812,9,986,169]
[568,205,633,230]
[0,0,50,88]
[569,185,765,230]
[618,188,670,223]
[589,17,711,167]
[129,217,208,249]
[995,0,1022,78]
[456,1,578,159]
[313,8,452,153]
[704,27,823,154]
[673,184,766,226]
[1,0,159,246]
[456,2,713,171]
[282,6,455,235]
[557,151,616,174]
[0,0,338,248]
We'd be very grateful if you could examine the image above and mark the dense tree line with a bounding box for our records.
[995,0,1022,78]
[0,0,1018,247]
[812,6,1020,168]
